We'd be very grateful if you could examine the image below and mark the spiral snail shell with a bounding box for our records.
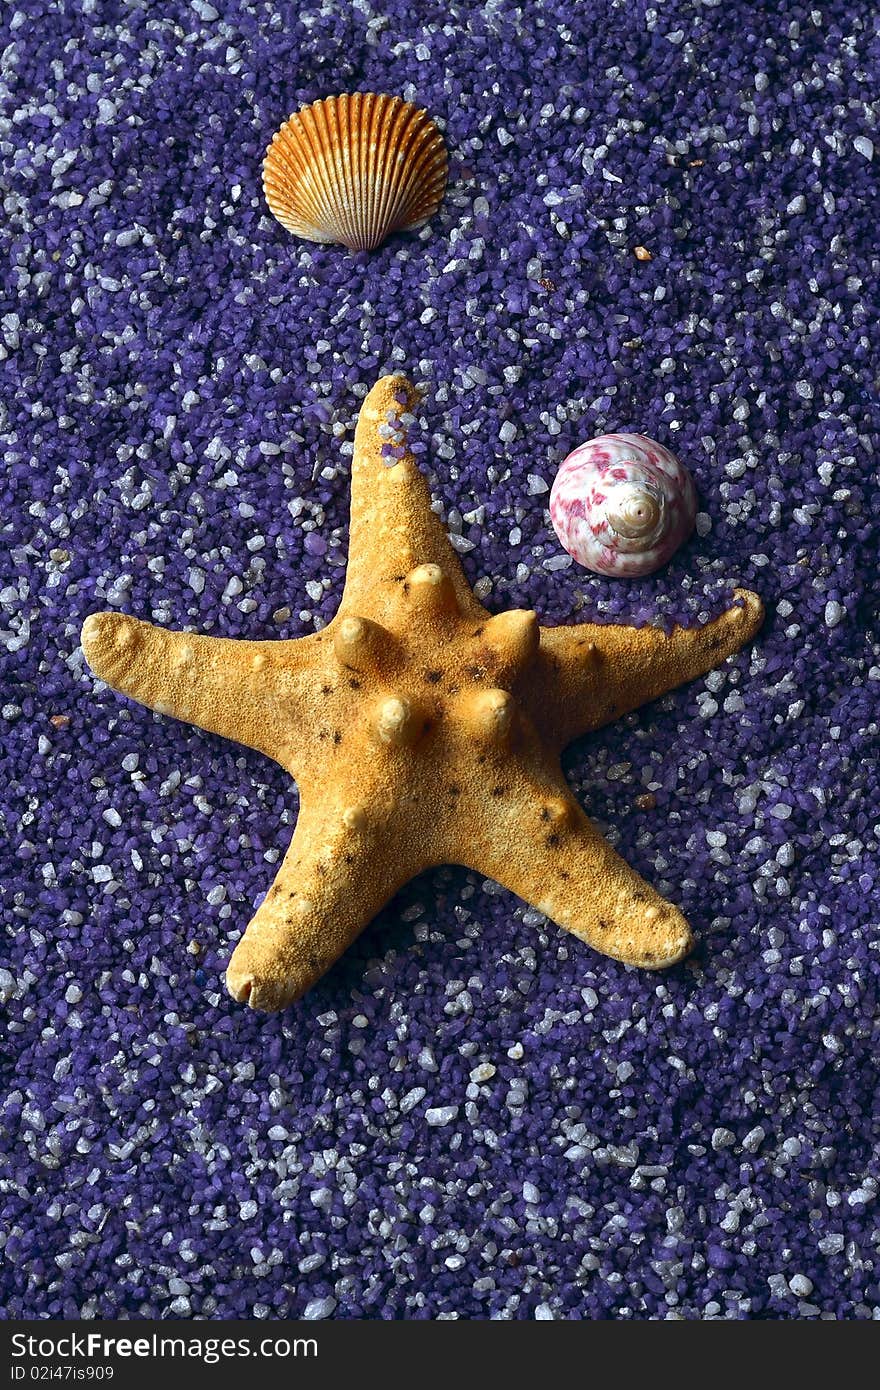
[549,433,697,578]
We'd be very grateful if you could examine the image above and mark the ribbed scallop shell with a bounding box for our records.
[263,93,448,252]
[549,433,697,578]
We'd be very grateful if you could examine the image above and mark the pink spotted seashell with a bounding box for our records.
[549,434,697,578]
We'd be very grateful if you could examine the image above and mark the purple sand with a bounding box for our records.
[1,1,878,1321]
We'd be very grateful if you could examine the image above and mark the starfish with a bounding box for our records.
[82,374,764,1012]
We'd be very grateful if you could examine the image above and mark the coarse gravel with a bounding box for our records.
[1,0,879,1320]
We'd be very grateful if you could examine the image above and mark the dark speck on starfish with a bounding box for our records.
[425,669,442,683]
[546,833,560,848]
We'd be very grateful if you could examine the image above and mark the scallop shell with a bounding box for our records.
[263,93,447,252]
[549,433,697,578]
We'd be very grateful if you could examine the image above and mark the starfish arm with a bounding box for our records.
[532,588,764,748]
[342,374,483,618]
[81,611,310,763]
[225,791,415,1011]
[464,788,693,969]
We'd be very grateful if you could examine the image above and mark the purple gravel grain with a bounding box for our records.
[1,0,879,1322]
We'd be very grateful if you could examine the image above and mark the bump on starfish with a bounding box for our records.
[81,374,764,1012]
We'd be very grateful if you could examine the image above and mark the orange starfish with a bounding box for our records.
[82,374,764,1011]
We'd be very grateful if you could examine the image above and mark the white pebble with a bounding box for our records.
[527,473,549,495]
[303,1297,337,1320]
[853,136,874,160]
[824,600,844,627]
[848,1185,876,1206]
[449,533,475,553]
[400,1087,427,1113]
[499,421,517,443]
[742,1125,766,1153]
[523,1181,540,1204]
[0,967,16,1002]
[818,1234,844,1254]
[788,1274,814,1297]
[469,1063,496,1083]
[425,1106,459,1126]
[543,553,572,571]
